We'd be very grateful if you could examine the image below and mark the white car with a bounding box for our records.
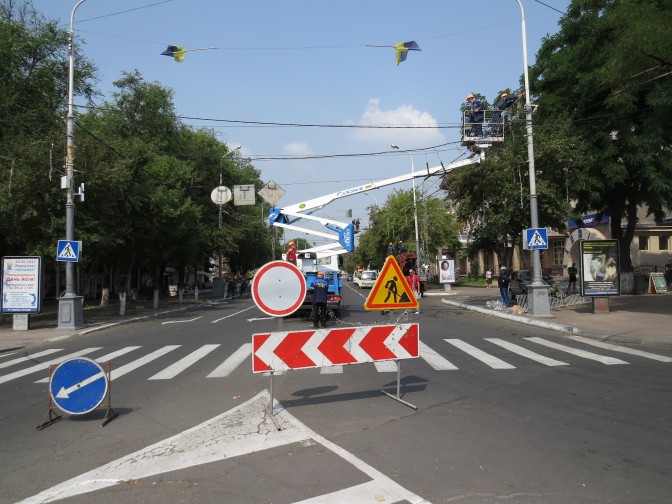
[353,270,378,289]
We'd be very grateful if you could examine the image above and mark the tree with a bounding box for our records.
[531,0,672,292]
[351,189,460,271]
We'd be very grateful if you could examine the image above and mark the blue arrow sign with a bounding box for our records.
[56,240,80,262]
[50,358,108,415]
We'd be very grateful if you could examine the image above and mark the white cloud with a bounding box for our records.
[352,98,445,147]
[283,141,312,156]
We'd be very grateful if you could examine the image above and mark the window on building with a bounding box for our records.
[638,236,649,251]
[553,240,564,266]
[659,235,669,251]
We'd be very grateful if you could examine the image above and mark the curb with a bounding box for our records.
[440,298,578,334]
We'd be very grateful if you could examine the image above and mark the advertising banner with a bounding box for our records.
[438,259,455,284]
[580,240,620,296]
[1,256,43,313]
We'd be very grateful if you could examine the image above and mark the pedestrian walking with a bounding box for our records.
[566,262,578,294]
[486,268,493,289]
[406,268,421,314]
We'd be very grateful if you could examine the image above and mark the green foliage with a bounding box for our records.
[531,0,672,280]
[351,189,460,271]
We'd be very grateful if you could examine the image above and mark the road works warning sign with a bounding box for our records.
[364,256,419,311]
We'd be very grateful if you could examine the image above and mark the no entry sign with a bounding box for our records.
[251,260,306,317]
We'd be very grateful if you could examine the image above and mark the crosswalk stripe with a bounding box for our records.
[444,339,516,369]
[568,336,672,363]
[34,346,143,383]
[420,341,458,370]
[149,344,220,380]
[526,337,629,365]
[0,348,102,385]
[0,349,62,370]
[373,360,398,372]
[485,338,570,366]
[320,365,343,374]
[207,343,252,378]
[110,346,181,380]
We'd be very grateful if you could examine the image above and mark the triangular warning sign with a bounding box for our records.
[364,256,419,311]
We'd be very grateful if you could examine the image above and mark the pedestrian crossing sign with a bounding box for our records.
[56,240,81,262]
[364,256,419,310]
[524,228,548,250]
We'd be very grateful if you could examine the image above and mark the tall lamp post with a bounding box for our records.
[516,0,551,317]
[57,0,88,329]
[211,145,240,297]
[391,145,421,274]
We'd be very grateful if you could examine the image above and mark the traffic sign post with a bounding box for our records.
[251,261,307,317]
[38,358,118,430]
[364,256,419,311]
[524,228,549,251]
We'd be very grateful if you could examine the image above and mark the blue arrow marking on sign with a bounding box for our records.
[50,358,108,415]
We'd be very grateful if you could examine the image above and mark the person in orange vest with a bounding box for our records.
[286,241,297,265]
[406,268,421,314]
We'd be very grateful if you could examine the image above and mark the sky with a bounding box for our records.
[35,0,572,246]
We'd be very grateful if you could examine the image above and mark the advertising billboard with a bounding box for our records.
[580,240,620,296]
[1,256,43,313]
[438,259,455,284]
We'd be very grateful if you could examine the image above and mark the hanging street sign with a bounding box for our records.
[257,180,285,206]
[49,358,109,415]
[364,256,419,311]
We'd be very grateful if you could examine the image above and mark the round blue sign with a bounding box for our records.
[49,358,108,415]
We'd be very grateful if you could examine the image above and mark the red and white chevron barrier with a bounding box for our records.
[253,323,419,373]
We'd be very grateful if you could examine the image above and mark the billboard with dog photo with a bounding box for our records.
[580,239,620,296]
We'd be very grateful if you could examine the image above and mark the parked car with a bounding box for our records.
[508,269,558,298]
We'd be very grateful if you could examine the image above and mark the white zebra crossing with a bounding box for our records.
[1,338,669,386]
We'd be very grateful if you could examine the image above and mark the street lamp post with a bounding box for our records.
[212,145,240,297]
[57,0,88,330]
[391,145,420,275]
[516,0,551,317]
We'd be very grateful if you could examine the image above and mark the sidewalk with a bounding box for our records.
[425,284,671,349]
[0,294,224,353]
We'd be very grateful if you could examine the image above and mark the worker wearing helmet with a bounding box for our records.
[398,239,407,253]
[286,241,297,265]
[387,241,396,256]
[311,271,329,328]
[491,91,521,135]
[466,93,484,136]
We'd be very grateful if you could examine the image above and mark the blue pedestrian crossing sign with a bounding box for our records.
[49,358,108,415]
[524,228,549,250]
[56,240,81,262]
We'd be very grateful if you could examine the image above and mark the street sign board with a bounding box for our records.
[56,240,81,262]
[251,260,307,317]
[1,256,42,313]
[524,228,549,250]
[364,256,419,310]
[257,180,285,206]
[253,323,419,372]
[49,358,108,415]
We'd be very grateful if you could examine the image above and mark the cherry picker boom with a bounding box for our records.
[268,150,486,258]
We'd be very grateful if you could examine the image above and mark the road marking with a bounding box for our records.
[161,316,203,325]
[320,365,343,374]
[568,336,672,362]
[0,349,62,370]
[110,346,181,379]
[207,343,252,378]
[444,339,516,369]
[526,337,629,365]
[149,344,220,380]
[16,392,430,504]
[212,305,256,323]
[420,341,458,370]
[0,348,102,385]
[34,347,142,384]
[485,338,570,366]
[373,360,398,372]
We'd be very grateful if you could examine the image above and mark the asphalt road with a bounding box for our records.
[1,282,671,504]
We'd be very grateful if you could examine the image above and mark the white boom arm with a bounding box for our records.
[269,151,485,256]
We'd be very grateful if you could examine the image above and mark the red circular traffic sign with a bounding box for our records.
[251,261,307,317]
